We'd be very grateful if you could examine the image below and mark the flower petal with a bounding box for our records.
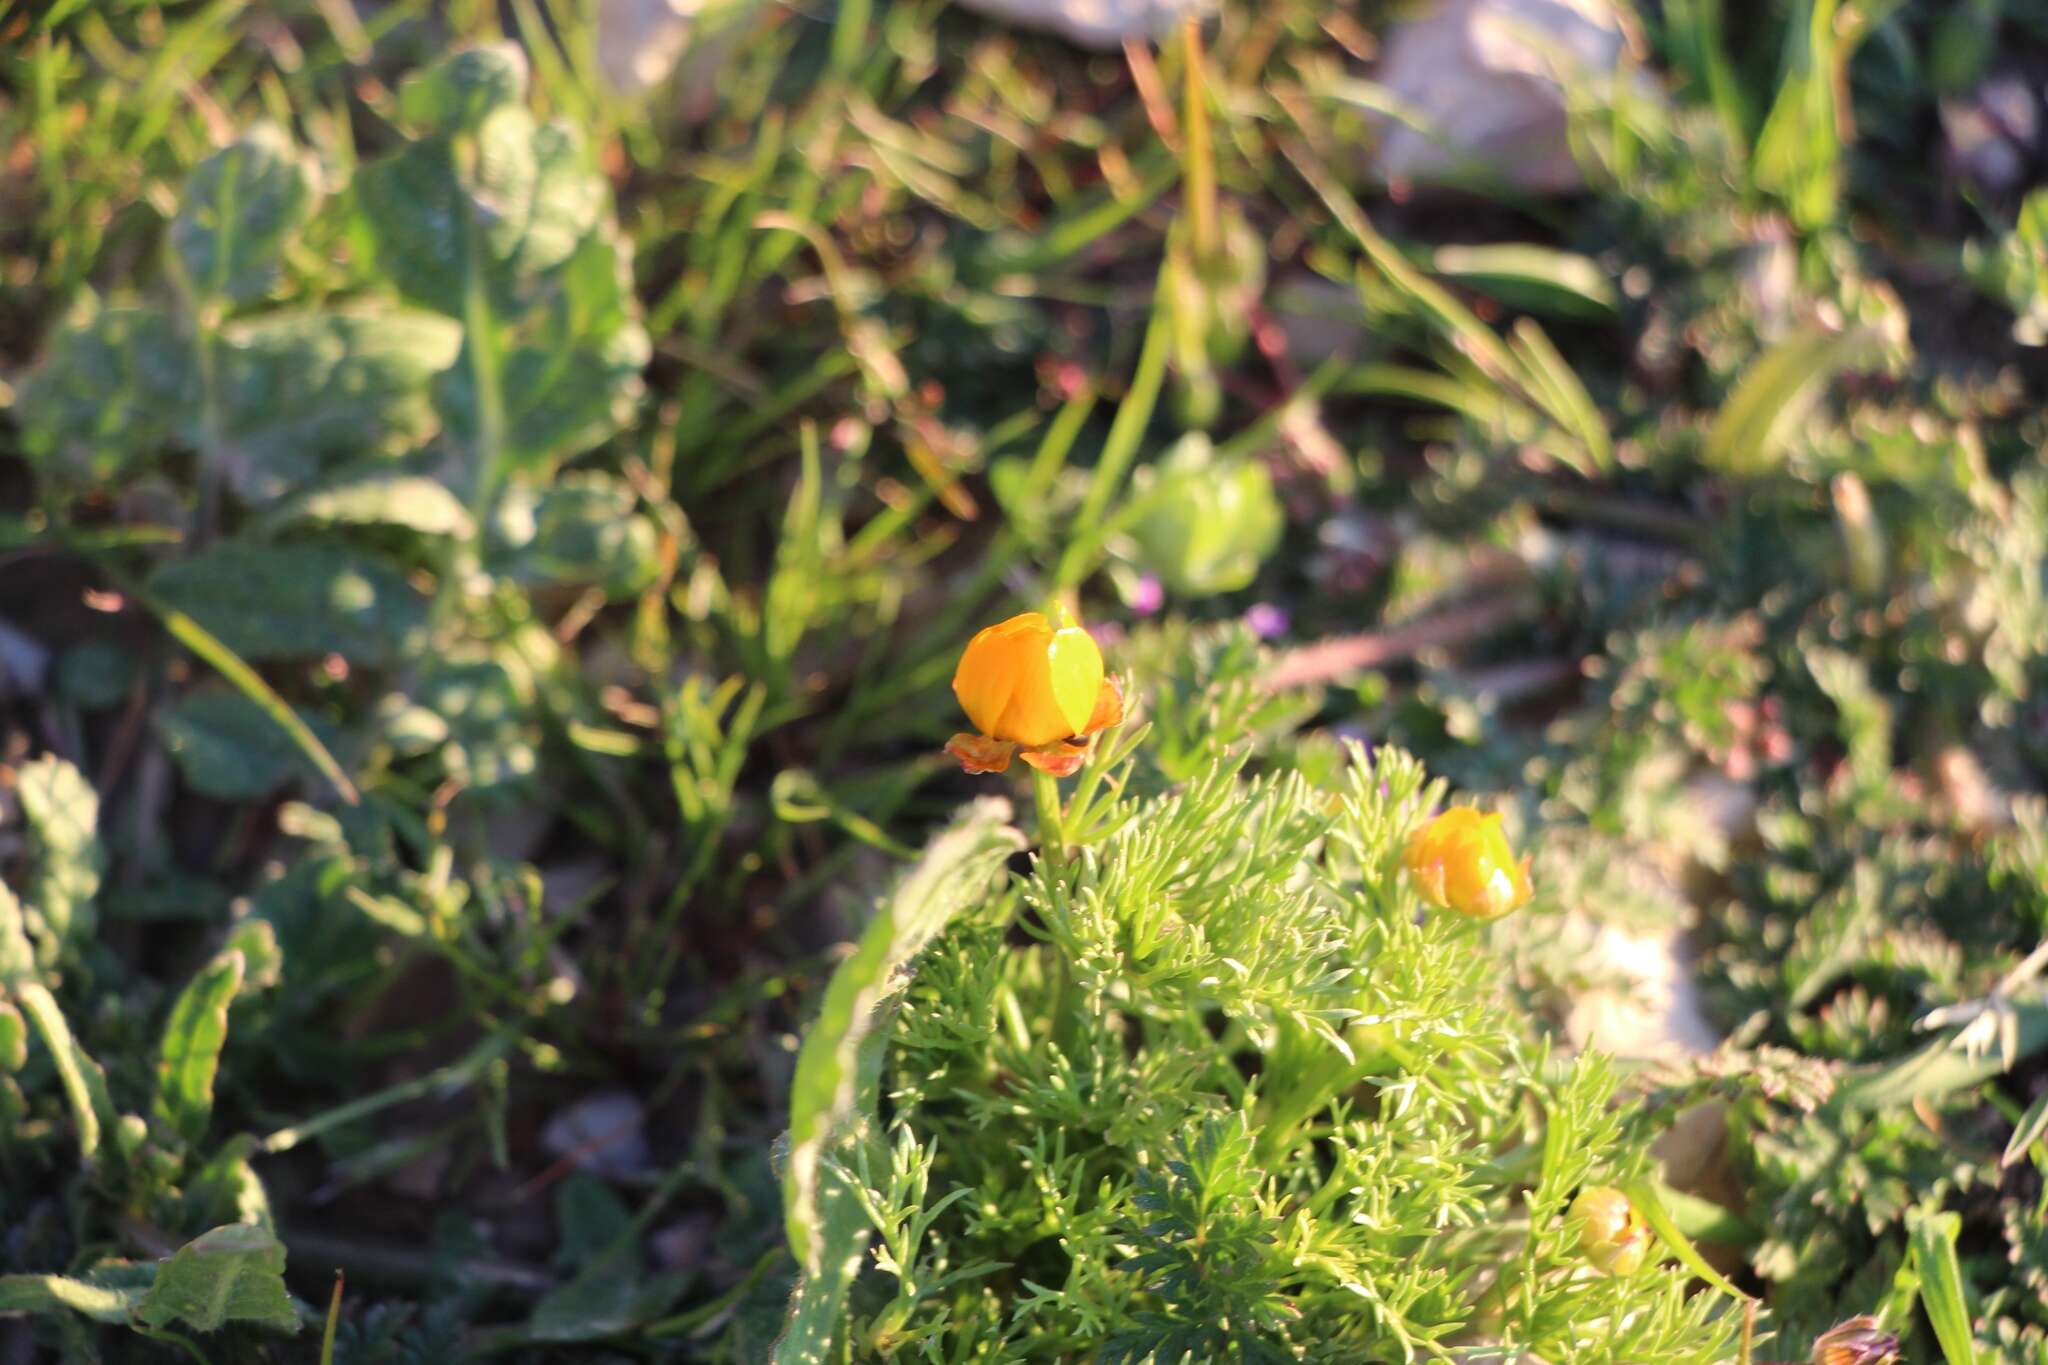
[953,622,1024,737]
[1018,740,1087,777]
[1081,674,1125,736]
[946,733,1015,774]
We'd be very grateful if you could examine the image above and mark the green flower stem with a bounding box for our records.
[1030,766,1067,869]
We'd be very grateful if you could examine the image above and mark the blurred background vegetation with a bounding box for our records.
[2,0,2048,1358]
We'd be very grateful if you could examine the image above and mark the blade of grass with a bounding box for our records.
[2002,1090,2048,1168]
[1908,1209,1981,1365]
[1055,290,1172,591]
[1618,1177,1752,1303]
[147,591,361,807]
[261,1025,519,1154]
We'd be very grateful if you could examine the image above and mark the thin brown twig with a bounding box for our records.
[1261,593,1535,691]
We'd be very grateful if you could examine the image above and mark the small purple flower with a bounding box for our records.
[1128,574,1164,616]
[1245,602,1290,639]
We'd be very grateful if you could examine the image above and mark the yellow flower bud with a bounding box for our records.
[946,612,1124,776]
[1402,808,1533,920]
[1569,1186,1649,1275]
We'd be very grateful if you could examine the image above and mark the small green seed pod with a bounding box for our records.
[1569,1185,1649,1275]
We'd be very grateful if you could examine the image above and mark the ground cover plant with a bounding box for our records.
[1,0,2047,1359]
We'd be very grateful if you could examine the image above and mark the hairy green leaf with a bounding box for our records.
[151,543,428,666]
[775,797,1023,1363]
[161,689,332,799]
[155,948,246,1146]
[16,753,103,964]
[0,1271,148,1323]
[134,1223,299,1334]
[169,123,317,306]
[210,308,462,501]
[14,978,114,1162]
[14,300,195,481]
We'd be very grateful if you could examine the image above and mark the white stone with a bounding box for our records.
[951,0,1208,50]
[541,1089,651,1178]
[597,0,699,94]
[1369,0,1632,193]
[0,620,48,697]
[1565,921,1720,1061]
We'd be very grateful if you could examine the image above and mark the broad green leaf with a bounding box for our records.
[775,797,1023,1363]
[1125,435,1282,597]
[150,544,428,666]
[155,948,246,1146]
[1908,1210,1981,1365]
[1701,325,1882,476]
[55,641,139,710]
[16,753,103,964]
[489,472,660,596]
[418,655,541,788]
[1645,1180,1758,1247]
[529,1269,689,1343]
[0,1271,148,1323]
[169,123,318,306]
[14,300,195,481]
[211,308,463,502]
[1430,244,1618,321]
[14,979,114,1161]
[396,42,527,134]
[554,1174,634,1271]
[134,1223,298,1334]
[355,102,603,319]
[1751,2,1842,230]
[435,232,649,473]
[278,473,475,538]
[160,689,329,799]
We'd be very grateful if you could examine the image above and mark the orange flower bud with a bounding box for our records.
[1402,808,1533,920]
[945,612,1124,775]
[1569,1186,1650,1275]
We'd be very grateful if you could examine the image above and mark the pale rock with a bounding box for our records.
[597,0,699,94]
[1942,75,2039,194]
[951,0,1208,50]
[1370,0,1633,193]
[542,1089,651,1178]
[1564,921,1720,1061]
[0,620,49,697]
